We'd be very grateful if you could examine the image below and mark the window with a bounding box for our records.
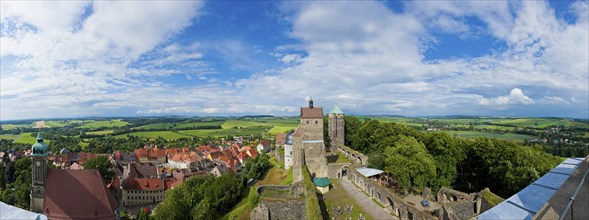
[306,120,309,124]
[290,151,292,155]
[315,120,318,124]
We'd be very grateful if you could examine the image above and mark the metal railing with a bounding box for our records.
[559,163,589,220]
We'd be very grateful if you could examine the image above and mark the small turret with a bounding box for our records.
[309,97,314,109]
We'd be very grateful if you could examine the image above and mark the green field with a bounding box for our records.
[1,123,33,130]
[175,121,224,129]
[493,118,589,129]
[267,118,299,133]
[13,133,51,145]
[0,134,20,141]
[43,120,68,127]
[86,130,114,135]
[114,131,192,140]
[179,125,273,137]
[430,130,538,141]
[79,119,129,128]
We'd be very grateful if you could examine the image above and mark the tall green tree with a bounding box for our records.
[84,156,114,183]
[384,136,436,191]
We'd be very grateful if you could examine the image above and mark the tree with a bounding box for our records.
[384,136,436,191]
[84,156,114,183]
[344,116,361,146]
[423,132,464,190]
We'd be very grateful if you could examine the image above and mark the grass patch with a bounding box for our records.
[327,151,353,164]
[79,119,128,128]
[114,131,191,140]
[323,179,375,220]
[481,188,504,208]
[303,165,323,220]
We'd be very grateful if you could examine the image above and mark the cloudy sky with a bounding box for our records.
[1,1,588,120]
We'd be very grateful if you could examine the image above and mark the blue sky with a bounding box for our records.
[1,0,588,120]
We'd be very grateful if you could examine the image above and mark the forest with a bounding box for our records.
[343,116,564,198]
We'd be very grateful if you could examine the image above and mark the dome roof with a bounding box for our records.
[59,148,69,155]
[285,131,294,145]
[328,105,344,114]
[31,133,48,156]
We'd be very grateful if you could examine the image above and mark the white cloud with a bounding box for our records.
[479,88,535,105]
[1,0,588,120]
[1,1,205,120]
[539,96,571,105]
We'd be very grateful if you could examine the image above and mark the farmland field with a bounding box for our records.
[114,131,192,140]
[86,130,114,135]
[1,123,33,130]
[13,133,51,145]
[79,119,129,128]
[0,134,20,141]
[493,118,589,129]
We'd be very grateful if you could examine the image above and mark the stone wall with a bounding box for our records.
[328,113,345,147]
[327,163,349,179]
[251,185,306,220]
[335,144,368,165]
[347,167,441,220]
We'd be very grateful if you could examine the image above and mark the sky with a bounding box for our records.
[1,0,588,120]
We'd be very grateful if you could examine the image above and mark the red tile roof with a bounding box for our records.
[301,107,323,118]
[43,169,117,220]
[123,178,164,191]
[247,148,259,159]
[293,126,303,137]
[276,133,287,145]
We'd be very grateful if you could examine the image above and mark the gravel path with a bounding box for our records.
[339,177,397,220]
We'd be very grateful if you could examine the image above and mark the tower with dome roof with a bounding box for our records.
[30,133,48,212]
[328,105,345,147]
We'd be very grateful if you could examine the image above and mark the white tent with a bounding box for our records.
[0,202,47,220]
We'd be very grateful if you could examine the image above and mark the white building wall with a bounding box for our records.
[284,144,293,169]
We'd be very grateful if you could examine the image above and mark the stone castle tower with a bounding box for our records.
[292,98,328,180]
[30,133,48,213]
[328,106,345,147]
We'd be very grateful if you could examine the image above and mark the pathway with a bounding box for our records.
[339,177,397,220]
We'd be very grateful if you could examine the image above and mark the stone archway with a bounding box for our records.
[341,165,348,178]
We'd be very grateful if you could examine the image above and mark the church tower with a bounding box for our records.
[30,133,48,213]
[328,106,345,147]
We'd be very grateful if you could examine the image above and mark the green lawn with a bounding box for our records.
[323,179,376,220]
[79,119,129,128]
[114,131,191,140]
[327,152,353,164]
